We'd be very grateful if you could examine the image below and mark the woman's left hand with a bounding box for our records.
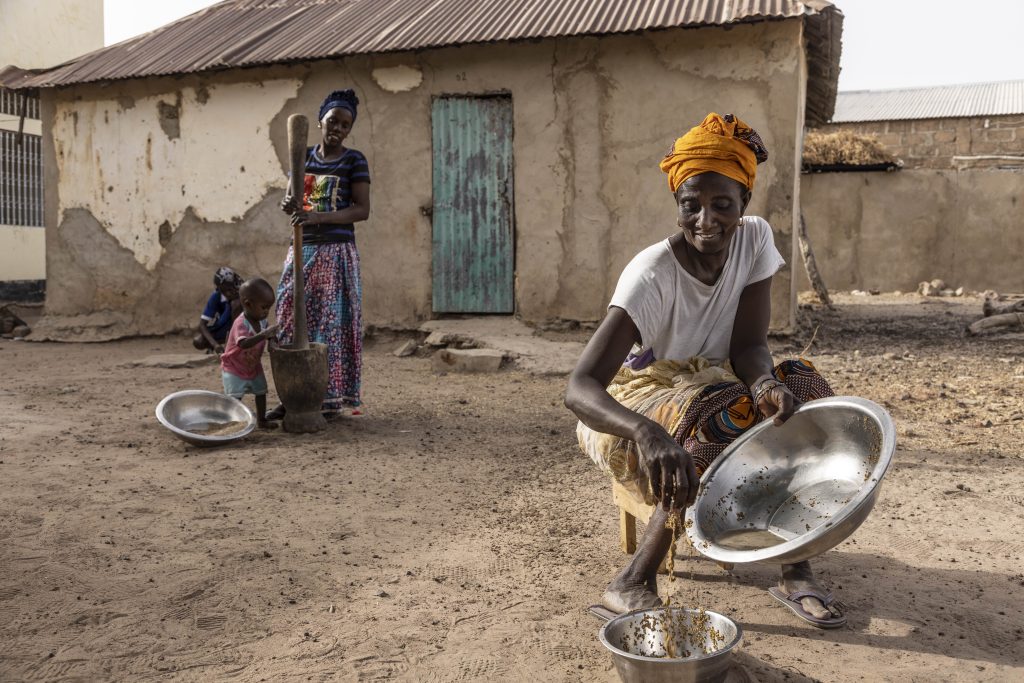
[754,378,799,426]
[280,194,301,215]
[290,210,320,228]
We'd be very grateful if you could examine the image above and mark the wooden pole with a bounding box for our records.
[967,312,1024,336]
[798,212,834,310]
[983,297,1024,317]
[287,114,310,350]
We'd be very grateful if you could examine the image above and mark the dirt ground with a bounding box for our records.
[1,293,1023,682]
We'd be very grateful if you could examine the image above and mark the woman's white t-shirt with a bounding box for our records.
[609,216,785,365]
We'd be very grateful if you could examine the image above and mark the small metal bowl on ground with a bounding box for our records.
[686,396,896,566]
[599,607,742,683]
[155,390,255,447]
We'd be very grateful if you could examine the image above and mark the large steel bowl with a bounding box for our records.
[155,390,255,447]
[685,396,895,565]
[599,607,741,683]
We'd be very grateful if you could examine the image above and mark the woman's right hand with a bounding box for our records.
[636,423,699,511]
[280,194,300,215]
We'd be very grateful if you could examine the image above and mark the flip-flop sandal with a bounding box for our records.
[587,604,620,622]
[768,587,847,629]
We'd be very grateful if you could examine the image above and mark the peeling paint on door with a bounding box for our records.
[431,96,514,313]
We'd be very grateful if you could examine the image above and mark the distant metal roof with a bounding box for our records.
[0,0,842,123]
[832,80,1024,123]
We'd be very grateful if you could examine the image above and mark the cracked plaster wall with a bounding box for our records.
[43,19,805,337]
[52,77,301,271]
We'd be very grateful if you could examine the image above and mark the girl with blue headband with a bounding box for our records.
[271,88,371,418]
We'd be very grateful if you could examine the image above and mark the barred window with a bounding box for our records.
[0,88,40,119]
[0,130,43,227]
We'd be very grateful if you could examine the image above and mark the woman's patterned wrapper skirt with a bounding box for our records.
[275,242,363,411]
[577,357,833,507]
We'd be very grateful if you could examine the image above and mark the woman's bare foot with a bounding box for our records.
[601,506,673,614]
[777,560,844,622]
[602,574,662,614]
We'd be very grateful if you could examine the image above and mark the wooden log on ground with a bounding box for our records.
[798,212,834,309]
[967,312,1024,336]
[983,297,1024,317]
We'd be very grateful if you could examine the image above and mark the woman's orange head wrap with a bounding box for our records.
[659,113,768,193]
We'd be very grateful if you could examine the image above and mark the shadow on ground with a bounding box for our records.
[712,550,1023,669]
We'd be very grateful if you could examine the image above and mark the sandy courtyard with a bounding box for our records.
[1,295,1023,682]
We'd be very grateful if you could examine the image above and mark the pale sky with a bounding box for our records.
[104,0,1024,92]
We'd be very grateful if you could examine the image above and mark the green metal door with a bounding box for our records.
[431,96,514,313]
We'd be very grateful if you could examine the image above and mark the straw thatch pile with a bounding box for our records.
[802,130,898,166]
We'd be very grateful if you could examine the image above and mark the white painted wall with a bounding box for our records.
[53,79,302,270]
[0,0,104,68]
[0,226,45,278]
[1,0,103,286]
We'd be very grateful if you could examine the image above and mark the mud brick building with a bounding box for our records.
[0,0,842,339]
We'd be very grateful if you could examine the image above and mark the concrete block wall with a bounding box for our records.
[817,115,1024,169]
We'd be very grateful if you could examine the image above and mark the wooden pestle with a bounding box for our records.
[287,114,310,350]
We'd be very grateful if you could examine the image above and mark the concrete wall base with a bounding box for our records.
[0,279,45,303]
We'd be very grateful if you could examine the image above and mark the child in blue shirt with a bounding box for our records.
[192,266,243,353]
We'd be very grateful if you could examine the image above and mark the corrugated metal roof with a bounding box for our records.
[0,0,842,122]
[2,0,829,84]
[832,80,1024,123]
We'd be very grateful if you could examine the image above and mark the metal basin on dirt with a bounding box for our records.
[599,607,742,683]
[155,390,255,447]
[685,396,896,565]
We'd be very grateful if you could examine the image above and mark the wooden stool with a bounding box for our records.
[612,479,734,572]
[612,479,653,554]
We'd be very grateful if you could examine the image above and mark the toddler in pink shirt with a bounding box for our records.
[220,278,278,428]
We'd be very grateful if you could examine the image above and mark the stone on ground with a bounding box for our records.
[419,318,583,376]
[432,348,505,373]
[393,340,418,357]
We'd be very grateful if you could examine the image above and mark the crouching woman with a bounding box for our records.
[564,113,844,629]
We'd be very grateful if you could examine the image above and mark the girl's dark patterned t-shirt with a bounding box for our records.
[300,146,371,244]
